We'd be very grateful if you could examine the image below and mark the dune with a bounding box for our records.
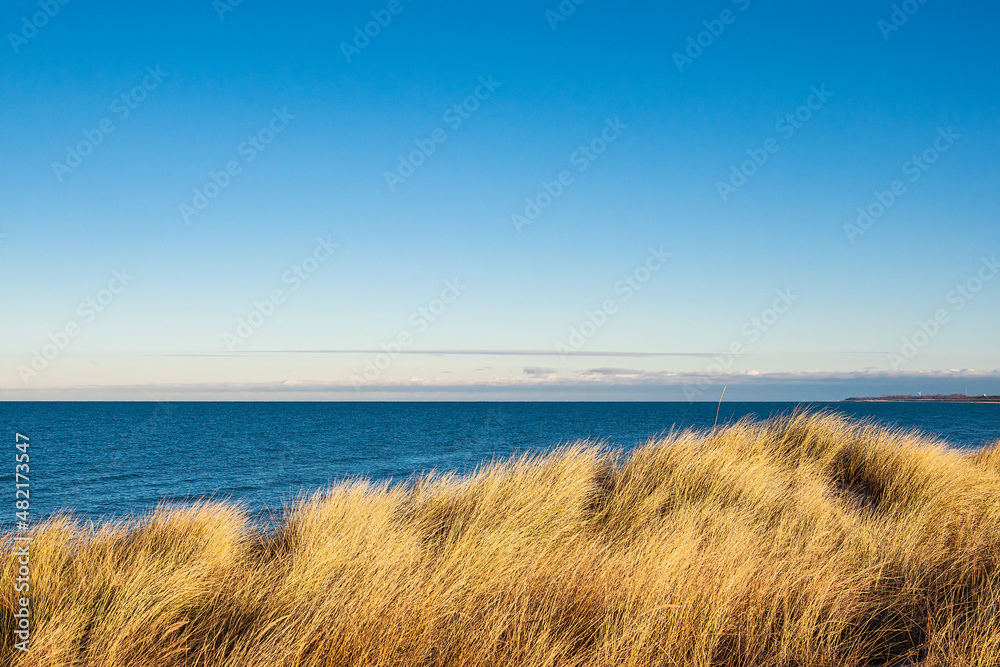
[4,411,1000,666]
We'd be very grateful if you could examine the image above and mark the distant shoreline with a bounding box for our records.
[844,394,1000,403]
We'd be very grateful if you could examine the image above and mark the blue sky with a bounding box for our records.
[1,0,998,400]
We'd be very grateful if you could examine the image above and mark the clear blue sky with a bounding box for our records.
[1,0,998,400]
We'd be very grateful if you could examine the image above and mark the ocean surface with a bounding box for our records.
[1,401,998,529]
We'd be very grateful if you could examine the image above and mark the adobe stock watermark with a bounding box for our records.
[52,66,169,182]
[120,400,176,447]
[12,432,32,653]
[715,84,833,202]
[351,279,466,391]
[683,288,798,400]
[7,0,71,53]
[18,268,135,383]
[179,107,295,224]
[341,0,412,63]
[716,85,833,202]
[556,246,670,360]
[511,117,627,233]
[213,0,245,21]
[224,236,339,350]
[844,127,959,244]
[384,75,502,192]
[673,0,751,73]
[888,255,998,370]
[878,0,930,41]
[545,0,587,31]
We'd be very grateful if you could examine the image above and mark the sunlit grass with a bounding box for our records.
[3,411,1000,666]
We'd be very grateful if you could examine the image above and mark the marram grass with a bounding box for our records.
[4,411,1000,666]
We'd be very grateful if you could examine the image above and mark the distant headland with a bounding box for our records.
[844,393,1000,403]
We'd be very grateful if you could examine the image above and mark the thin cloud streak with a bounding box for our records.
[158,349,888,358]
[160,349,722,358]
[250,349,720,357]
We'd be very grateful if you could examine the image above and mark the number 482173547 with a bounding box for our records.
[15,434,29,527]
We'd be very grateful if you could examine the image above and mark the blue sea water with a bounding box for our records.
[0,401,997,529]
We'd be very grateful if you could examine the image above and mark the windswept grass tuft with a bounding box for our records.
[3,411,1000,666]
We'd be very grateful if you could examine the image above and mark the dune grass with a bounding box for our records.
[3,411,1000,666]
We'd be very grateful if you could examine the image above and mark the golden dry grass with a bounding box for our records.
[3,411,1000,667]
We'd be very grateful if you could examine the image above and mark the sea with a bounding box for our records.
[1,401,998,529]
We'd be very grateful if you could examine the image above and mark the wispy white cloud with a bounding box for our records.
[4,368,998,402]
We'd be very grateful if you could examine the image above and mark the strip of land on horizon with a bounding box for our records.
[844,393,1000,402]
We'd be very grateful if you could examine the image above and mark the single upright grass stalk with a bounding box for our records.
[714,385,727,429]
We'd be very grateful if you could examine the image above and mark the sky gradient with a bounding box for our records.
[2,0,999,400]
